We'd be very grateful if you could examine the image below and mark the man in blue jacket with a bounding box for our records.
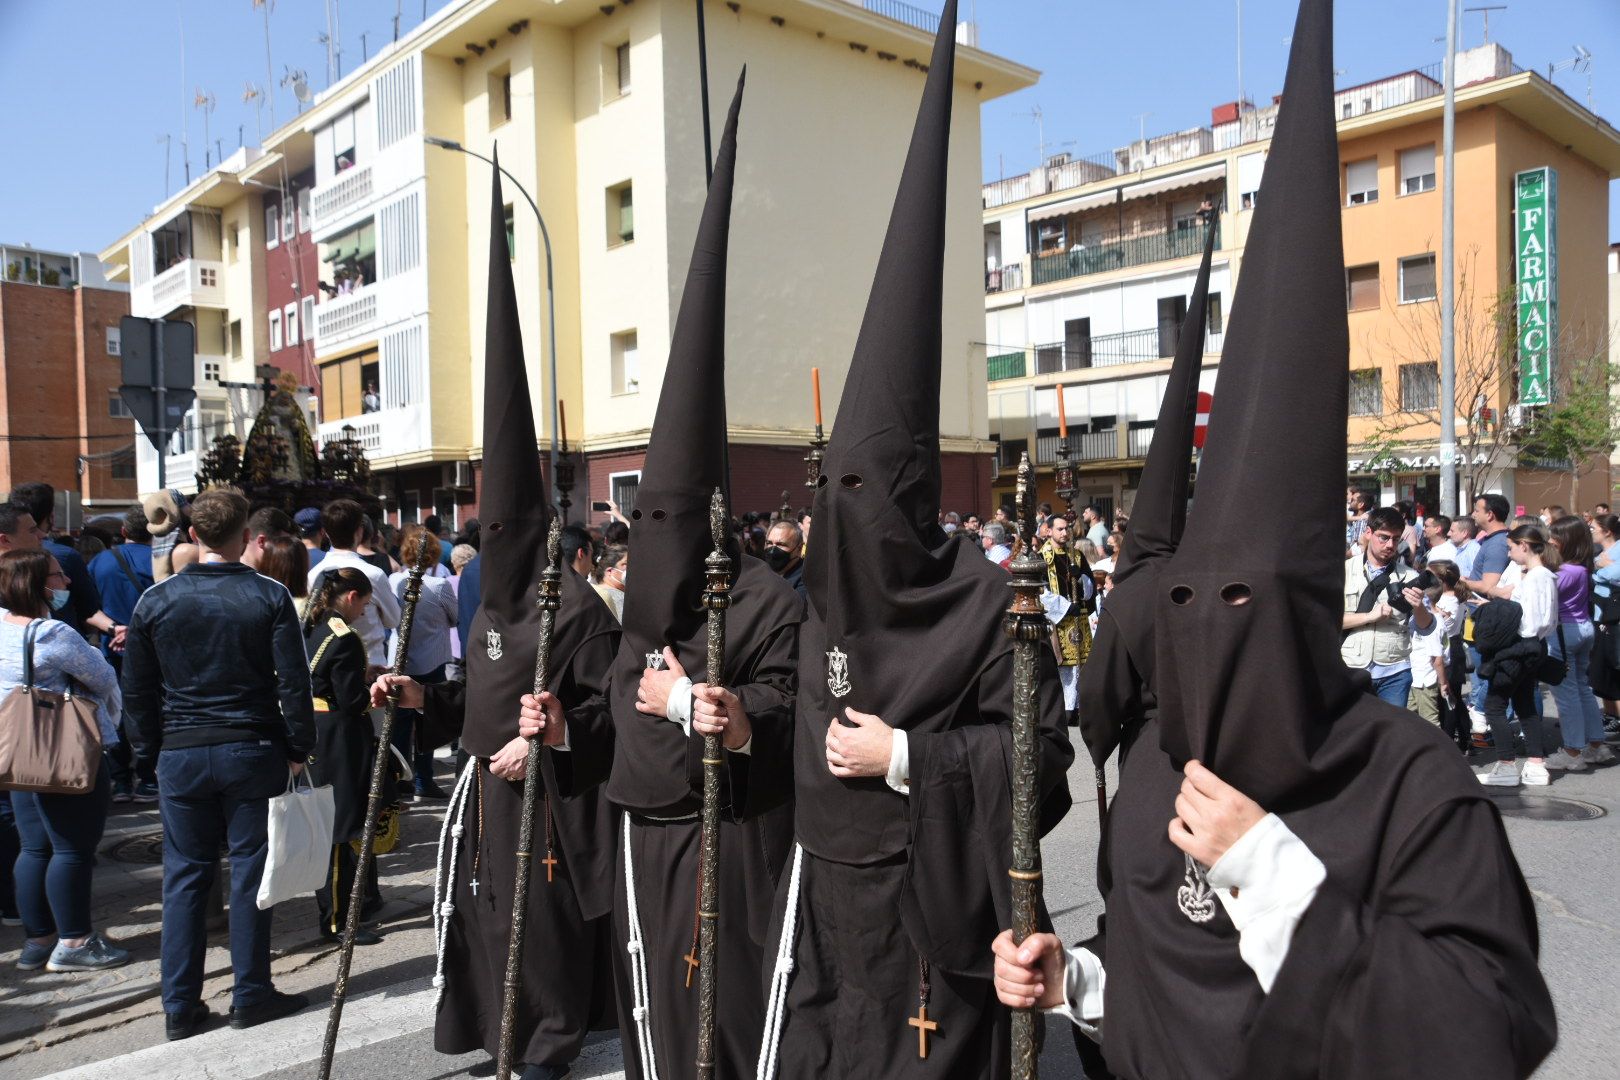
[125,489,315,1042]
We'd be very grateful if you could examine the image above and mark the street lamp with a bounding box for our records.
[425,134,564,521]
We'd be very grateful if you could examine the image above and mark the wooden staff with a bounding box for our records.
[496,519,565,1080]
[318,540,435,1079]
[1005,451,1047,1080]
[696,488,733,1078]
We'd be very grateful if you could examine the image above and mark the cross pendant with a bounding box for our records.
[469,877,479,896]
[542,851,559,884]
[683,950,700,988]
[908,1005,938,1059]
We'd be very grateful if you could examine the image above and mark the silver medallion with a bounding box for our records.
[826,646,852,699]
[646,651,667,671]
[485,629,504,661]
[1176,854,1216,924]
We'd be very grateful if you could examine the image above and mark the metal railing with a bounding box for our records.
[851,0,939,33]
[1031,220,1217,287]
[984,62,1452,207]
[1127,426,1157,457]
[1036,431,1121,464]
[987,352,1027,381]
[986,263,1024,293]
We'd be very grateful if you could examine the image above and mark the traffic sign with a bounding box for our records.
[1193,391,1213,449]
[118,386,196,454]
[117,316,197,470]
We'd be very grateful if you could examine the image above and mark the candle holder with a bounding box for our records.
[555,450,577,525]
[804,423,827,496]
[1054,435,1081,524]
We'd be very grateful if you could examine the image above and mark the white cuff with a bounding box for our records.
[553,720,572,752]
[1205,813,1326,993]
[1040,589,1072,627]
[885,728,910,795]
[665,676,694,737]
[730,736,753,756]
[1048,945,1105,1041]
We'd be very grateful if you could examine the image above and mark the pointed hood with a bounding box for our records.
[1154,0,1358,805]
[1078,222,1215,768]
[620,71,744,651]
[477,150,550,623]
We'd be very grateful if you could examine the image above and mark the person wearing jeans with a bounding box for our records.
[124,490,315,1041]
[1544,516,1612,771]
[1342,506,1434,707]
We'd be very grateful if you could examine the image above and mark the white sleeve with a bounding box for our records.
[664,676,694,737]
[885,727,910,795]
[1204,813,1327,993]
[1040,588,1072,627]
[1048,946,1107,1040]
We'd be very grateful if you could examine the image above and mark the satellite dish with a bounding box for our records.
[293,77,313,104]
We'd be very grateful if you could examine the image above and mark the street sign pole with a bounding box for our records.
[155,320,167,490]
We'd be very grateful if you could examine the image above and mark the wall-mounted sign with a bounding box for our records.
[1347,450,1492,474]
[1514,167,1557,408]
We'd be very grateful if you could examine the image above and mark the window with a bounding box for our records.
[302,296,315,339]
[1399,144,1436,195]
[234,222,247,260]
[1399,362,1439,411]
[1399,254,1437,303]
[1345,263,1380,311]
[265,202,281,247]
[616,42,632,95]
[1064,318,1092,369]
[319,218,376,291]
[1157,294,1188,358]
[297,188,312,232]
[108,390,132,419]
[1206,292,1223,336]
[229,319,243,359]
[1344,158,1378,206]
[203,360,221,383]
[1349,369,1383,416]
[997,438,1028,469]
[490,66,513,127]
[105,326,121,356]
[607,182,634,246]
[199,266,217,288]
[269,310,283,352]
[1237,151,1265,211]
[331,107,358,172]
[610,470,641,518]
[319,349,381,422]
[284,302,299,347]
[611,330,639,395]
[504,204,516,260]
[111,453,136,480]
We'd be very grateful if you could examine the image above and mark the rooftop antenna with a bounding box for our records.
[1548,45,1594,112]
[1464,5,1507,47]
[1134,111,1152,145]
[244,82,265,140]
[194,89,217,169]
[179,5,191,184]
[1235,0,1245,115]
[360,30,369,63]
[157,133,172,198]
[283,67,313,113]
[393,0,402,43]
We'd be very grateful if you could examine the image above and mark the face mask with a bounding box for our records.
[613,569,627,588]
[763,546,793,572]
[48,588,71,612]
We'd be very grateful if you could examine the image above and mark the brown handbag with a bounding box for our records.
[0,620,103,795]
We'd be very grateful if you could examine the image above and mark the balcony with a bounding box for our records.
[314,285,379,346]
[136,448,197,495]
[990,328,1224,381]
[986,263,1024,294]
[1031,220,1216,287]
[1127,426,1157,457]
[318,402,427,462]
[987,352,1027,381]
[310,163,375,236]
[133,259,226,317]
[1036,431,1127,465]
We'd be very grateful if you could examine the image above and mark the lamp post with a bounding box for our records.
[425,135,564,521]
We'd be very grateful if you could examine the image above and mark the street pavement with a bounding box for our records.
[4,720,1617,1079]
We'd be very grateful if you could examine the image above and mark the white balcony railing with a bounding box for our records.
[314,286,379,343]
[136,448,197,494]
[133,259,226,317]
[318,402,426,461]
[310,163,374,235]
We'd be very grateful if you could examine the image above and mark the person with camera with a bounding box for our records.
[0,549,127,973]
[1342,506,1435,707]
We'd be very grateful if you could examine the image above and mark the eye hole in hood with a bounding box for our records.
[1170,584,1195,606]
[840,473,863,489]
[1220,582,1253,606]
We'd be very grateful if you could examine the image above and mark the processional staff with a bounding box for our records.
[695,488,734,1078]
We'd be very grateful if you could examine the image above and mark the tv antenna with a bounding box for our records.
[193,89,217,169]
[1013,105,1075,169]
[1548,45,1594,112]
[244,82,266,140]
[1464,6,1507,47]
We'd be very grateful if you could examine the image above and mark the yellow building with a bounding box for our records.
[981,43,1620,521]
[100,0,1035,520]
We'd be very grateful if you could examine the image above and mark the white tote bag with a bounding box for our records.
[256,769,337,910]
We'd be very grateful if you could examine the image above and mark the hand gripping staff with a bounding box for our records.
[495,519,565,1080]
[318,540,435,1079]
[695,489,734,1078]
[1006,452,1049,1080]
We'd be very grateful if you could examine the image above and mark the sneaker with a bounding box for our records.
[111,779,133,804]
[228,989,309,1030]
[1543,751,1590,772]
[165,1003,211,1042]
[1478,760,1521,787]
[17,939,54,970]
[1,911,21,927]
[46,932,130,972]
[1582,744,1616,765]
[414,777,449,800]
[1521,760,1551,787]
[1468,706,1488,734]
[132,782,159,803]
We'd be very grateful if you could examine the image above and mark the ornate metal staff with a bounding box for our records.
[318,540,435,1079]
[1052,395,1107,827]
[496,519,565,1080]
[1005,451,1047,1080]
[804,367,827,495]
[696,488,733,1079]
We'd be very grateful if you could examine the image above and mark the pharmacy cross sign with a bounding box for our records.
[1514,167,1557,408]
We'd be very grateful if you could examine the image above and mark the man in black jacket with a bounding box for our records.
[124,489,315,1041]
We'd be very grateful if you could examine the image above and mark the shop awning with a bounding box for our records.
[1119,163,1226,203]
[1027,188,1117,223]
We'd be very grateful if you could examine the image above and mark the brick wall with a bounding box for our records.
[0,281,88,498]
[74,285,133,505]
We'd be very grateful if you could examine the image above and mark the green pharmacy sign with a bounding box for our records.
[1514,167,1557,408]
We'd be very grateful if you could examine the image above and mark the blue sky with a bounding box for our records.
[0,0,1614,255]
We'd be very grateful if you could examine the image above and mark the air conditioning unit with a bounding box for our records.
[452,460,474,488]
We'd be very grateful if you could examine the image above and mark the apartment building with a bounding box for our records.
[0,245,133,513]
[982,44,1620,519]
[100,0,1033,523]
